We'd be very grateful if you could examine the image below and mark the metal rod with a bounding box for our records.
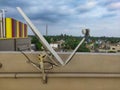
[2,9,6,38]
[65,38,85,65]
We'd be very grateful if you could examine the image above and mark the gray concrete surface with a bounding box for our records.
[0,38,31,51]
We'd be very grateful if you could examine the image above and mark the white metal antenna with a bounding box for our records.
[17,7,64,65]
[16,7,90,66]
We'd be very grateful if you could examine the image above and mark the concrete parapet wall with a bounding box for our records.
[0,52,120,90]
[0,52,120,73]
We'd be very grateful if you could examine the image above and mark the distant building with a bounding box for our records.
[0,16,30,51]
[87,39,120,53]
[98,44,120,53]
[109,45,120,52]
[0,17,28,39]
[50,40,65,51]
[31,44,36,51]
[50,43,59,49]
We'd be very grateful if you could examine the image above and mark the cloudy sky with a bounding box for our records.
[0,0,120,37]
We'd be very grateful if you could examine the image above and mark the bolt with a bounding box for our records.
[0,63,2,68]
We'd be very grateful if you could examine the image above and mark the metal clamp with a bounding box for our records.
[38,53,47,84]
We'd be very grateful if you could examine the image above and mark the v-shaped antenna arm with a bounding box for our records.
[17,7,89,66]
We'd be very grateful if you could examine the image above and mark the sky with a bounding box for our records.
[0,0,120,37]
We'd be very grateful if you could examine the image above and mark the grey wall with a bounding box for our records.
[0,38,31,51]
[0,39,15,51]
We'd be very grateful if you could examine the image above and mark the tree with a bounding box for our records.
[31,36,42,51]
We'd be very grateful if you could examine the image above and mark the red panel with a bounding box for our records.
[14,20,17,37]
[19,22,22,37]
[24,24,27,37]
[12,19,14,37]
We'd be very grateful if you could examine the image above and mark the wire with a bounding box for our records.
[20,50,58,70]
[43,61,58,70]
[20,50,40,66]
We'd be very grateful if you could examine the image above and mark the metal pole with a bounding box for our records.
[3,9,6,38]
[1,9,6,38]
[0,20,2,38]
[0,10,3,38]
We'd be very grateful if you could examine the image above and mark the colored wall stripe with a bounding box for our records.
[1,17,28,39]
[22,23,24,38]
[5,18,12,38]
[16,21,19,38]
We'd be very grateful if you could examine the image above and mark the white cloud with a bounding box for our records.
[0,0,120,37]
[76,0,97,13]
[86,1,97,8]
[108,2,120,9]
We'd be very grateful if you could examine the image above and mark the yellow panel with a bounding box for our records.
[5,18,12,38]
[16,21,19,38]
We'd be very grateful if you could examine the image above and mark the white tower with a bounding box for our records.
[46,24,48,36]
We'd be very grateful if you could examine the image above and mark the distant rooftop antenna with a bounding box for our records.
[16,7,90,66]
[46,24,48,36]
